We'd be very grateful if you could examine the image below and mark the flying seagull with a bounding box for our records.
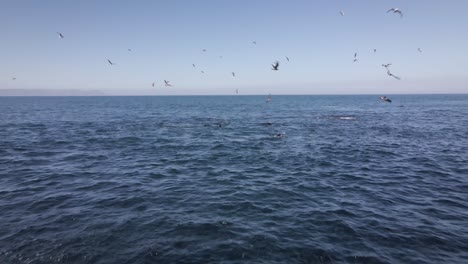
[201,70,205,74]
[232,72,235,77]
[192,64,196,68]
[387,8,403,18]
[380,96,392,103]
[57,32,64,39]
[285,56,290,62]
[340,10,345,16]
[271,61,279,71]
[386,69,401,80]
[107,59,115,65]
[164,80,172,87]
[418,48,423,53]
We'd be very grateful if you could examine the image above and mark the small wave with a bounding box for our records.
[322,115,358,121]
[338,116,356,120]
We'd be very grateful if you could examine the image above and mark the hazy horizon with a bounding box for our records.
[1,88,467,97]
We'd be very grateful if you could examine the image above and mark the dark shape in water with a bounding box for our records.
[380,96,392,103]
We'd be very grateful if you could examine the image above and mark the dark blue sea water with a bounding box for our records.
[1,95,467,264]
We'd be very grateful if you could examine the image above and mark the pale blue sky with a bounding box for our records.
[1,0,467,95]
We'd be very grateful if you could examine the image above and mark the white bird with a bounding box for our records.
[57,32,64,39]
[340,10,345,16]
[164,80,172,87]
[387,8,403,18]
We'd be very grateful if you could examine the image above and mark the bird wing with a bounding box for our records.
[387,8,394,13]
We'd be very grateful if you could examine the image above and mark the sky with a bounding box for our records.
[1,0,468,95]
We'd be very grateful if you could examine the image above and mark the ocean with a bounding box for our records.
[0,95,467,263]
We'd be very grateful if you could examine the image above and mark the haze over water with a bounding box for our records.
[1,95,467,263]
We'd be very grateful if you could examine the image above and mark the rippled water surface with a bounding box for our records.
[1,95,467,263]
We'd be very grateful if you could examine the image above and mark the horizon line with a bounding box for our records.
[1,93,467,97]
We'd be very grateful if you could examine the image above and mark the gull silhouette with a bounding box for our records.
[386,69,401,80]
[382,63,392,68]
[387,8,403,18]
[271,61,279,71]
